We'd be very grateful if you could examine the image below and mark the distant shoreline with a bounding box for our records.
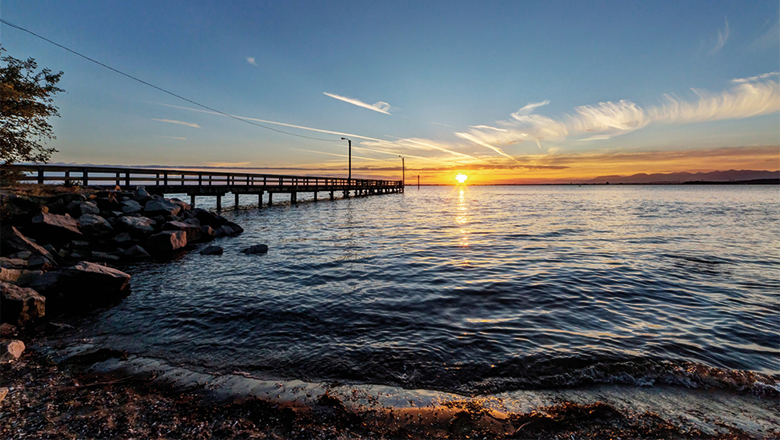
[417,179,780,186]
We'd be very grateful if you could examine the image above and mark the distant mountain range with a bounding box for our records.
[584,169,780,184]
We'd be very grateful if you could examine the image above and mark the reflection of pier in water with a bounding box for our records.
[7,164,404,210]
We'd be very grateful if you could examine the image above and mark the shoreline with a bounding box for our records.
[4,336,778,439]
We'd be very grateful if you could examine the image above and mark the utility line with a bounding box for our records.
[0,18,339,142]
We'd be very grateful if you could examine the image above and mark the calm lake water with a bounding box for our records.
[74,185,780,395]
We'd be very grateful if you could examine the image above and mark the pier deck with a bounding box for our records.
[4,165,403,209]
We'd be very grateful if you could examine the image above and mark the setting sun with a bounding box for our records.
[455,174,468,183]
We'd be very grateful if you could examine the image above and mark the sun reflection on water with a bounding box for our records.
[456,188,470,249]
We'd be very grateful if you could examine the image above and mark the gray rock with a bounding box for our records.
[27,255,54,270]
[7,251,32,260]
[135,187,150,197]
[118,216,156,236]
[0,226,56,264]
[121,199,142,214]
[0,282,45,327]
[169,198,191,212]
[214,222,244,238]
[59,261,131,304]
[31,211,83,240]
[144,199,181,216]
[78,213,114,235]
[0,258,27,269]
[123,245,151,260]
[199,245,223,256]
[112,232,133,246]
[194,209,228,227]
[67,200,100,217]
[29,271,61,293]
[91,251,121,263]
[146,231,188,254]
[0,340,25,362]
[241,244,269,254]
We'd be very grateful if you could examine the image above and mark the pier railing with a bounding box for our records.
[3,164,403,207]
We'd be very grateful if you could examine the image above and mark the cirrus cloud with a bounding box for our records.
[323,92,392,115]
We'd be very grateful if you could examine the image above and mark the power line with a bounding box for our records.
[0,18,339,142]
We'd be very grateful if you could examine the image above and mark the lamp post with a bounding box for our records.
[341,137,351,182]
[398,155,405,190]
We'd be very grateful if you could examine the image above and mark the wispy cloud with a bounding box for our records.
[749,20,779,51]
[459,73,779,151]
[152,118,200,128]
[710,17,730,54]
[323,92,391,115]
[155,135,187,140]
[512,100,550,117]
[246,57,257,66]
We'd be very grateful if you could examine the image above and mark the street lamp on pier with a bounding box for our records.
[341,137,351,182]
[398,155,405,189]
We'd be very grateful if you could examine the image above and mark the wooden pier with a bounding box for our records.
[5,165,404,210]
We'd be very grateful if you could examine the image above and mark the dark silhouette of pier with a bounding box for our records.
[6,165,404,210]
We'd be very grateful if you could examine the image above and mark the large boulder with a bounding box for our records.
[123,245,150,260]
[58,261,131,305]
[78,214,114,235]
[146,231,187,254]
[0,268,42,285]
[0,227,57,267]
[169,198,191,212]
[31,211,83,242]
[144,198,181,216]
[162,221,201,242]
[0,282,45,327]
[118,216,156,237]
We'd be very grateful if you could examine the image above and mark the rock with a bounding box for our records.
[67,200,100,217]
[91,251,121,263]
[144,198,181,216]
[118,216,156,237]
[146,230,188,254]
[214,222,244,237]
[0,268,41,285]
[31,211,83,241]
[194,208,228,227]
[111,233,134,249]
[58,261,131,305]
[184,217,201,227]
[27,255,54,270]
[7,251,32,260]
[95,196,121,212]
[241,244,269,254]
[200,225,215,242]
[135,187,150,197]
[0,257,27,269]
[0,340,25,362]
[0,226,56,265]
[162,221,201,242]
[199,245,223,255]
[0,323,16,337]
[0,282,45,327]
[29,270,61,293]
[0,387,6,403]
[78,213,114,235]
[123,245,151,260]
[2,197,45,225]
[169,198,191,212]
[121,199,142,214]
[45,197,68,214]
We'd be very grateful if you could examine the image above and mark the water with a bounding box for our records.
[72,185,780,396]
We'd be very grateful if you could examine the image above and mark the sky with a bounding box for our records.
[1,0,779,184]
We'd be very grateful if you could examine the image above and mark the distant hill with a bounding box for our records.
[585,170,780,184]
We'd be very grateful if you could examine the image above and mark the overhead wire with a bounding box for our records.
[0,18,340,142]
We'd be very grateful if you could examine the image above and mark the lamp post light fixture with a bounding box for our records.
[341,137,351,182]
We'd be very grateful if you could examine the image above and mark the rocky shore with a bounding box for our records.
[1,185,247,362]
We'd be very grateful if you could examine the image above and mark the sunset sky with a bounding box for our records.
[2,1,778,184]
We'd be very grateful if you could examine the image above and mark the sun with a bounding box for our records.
[455,173,468,184]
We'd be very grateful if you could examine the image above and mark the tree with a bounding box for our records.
[0,46,64,167]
